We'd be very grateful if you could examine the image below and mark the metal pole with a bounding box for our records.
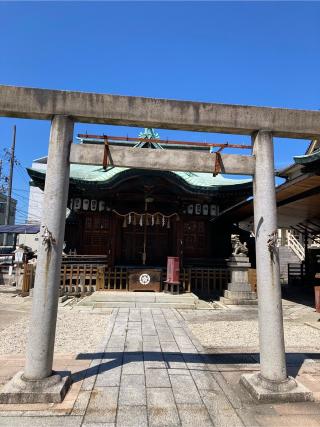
[3,125,16,246]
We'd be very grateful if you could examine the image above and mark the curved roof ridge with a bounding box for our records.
[294,147,320,164]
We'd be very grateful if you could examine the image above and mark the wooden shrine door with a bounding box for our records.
[119,223,174,266]
[80,212,112,255]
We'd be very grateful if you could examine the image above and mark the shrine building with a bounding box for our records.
[27,129,252,295]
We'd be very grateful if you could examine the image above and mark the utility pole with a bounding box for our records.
[0,160,3,193]
[3,125,16,246]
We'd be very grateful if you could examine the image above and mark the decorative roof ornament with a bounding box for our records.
[138,128,160,140]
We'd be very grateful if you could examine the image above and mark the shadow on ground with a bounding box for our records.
[65,350,320,383]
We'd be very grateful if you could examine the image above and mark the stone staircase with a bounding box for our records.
[76,291,200,309]
[279,246,301,284]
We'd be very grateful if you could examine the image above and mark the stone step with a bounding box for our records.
[220,296,258,306]
[77,291,199,309]
[93,301,197,309]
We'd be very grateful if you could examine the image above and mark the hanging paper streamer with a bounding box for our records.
[112,210,179,228]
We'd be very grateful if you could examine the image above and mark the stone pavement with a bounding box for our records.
[80,307,241,427]
[0,307,320,426]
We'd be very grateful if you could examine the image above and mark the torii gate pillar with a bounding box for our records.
[0,115,73,403]
[240,131,312,401]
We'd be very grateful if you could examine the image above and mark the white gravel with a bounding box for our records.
[0,293,30,305]
[189,320,320,349]
[0,309,110,356]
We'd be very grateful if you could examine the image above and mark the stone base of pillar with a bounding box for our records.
[0,370,71,404]
[220,289,258,305]
[240,372,313,403]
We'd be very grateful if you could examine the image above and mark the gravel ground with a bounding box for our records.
[189,320,320,349]
[0,308,110,356]
[0,293,30,305]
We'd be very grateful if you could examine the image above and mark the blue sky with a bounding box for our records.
[0,1,319,222]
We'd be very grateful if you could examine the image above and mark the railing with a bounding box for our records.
[181,267,229,296]
[60,264,105,295]
[103,267,129,291]
[287,231,305,261]
[23,263,230,297]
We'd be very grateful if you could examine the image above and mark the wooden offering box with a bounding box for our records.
[128,269,162,292]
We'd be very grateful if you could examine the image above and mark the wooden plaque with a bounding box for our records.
[128,269,161,292]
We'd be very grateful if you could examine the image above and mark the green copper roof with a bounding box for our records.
[29,128,251,193]
[28,163,251,191]
[294,149,320,165]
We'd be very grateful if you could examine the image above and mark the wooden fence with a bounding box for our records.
[24,264,231,297]
[60,264,105,295]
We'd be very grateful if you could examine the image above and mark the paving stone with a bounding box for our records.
[175,336,193,346]
[172,328,189,337]
[116,405,148,427]
[0,417,83,426]
[147,387,180,427]
[142,335,160,343]
[273,402,320,415]
[119,384,146,405]
[161,341,180,353]
[179,345,198,354]
[145,368,171,388]
[124,341,143,352]
[170,374,202,404]
[211,371,243,409]
[108,337,126,347]
[120,374,145,387]
[199,389,243,427]
[95,365,122,387]
[158,333,175,343]
[144,359,167,370]
[142,343,161,352]
[71,390,91,415]
[122,354,144,375]
[255,414,320,427]
[0,411,24,416]
[177,403,213,426]
[164,353,187,370]
[82,423,115,427]
[168,368,192,376]
[190,369,220,391]
[84,387,118,424]
[81,371,98,392]
[143,350,164,360]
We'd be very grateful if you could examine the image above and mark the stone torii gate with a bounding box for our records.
[0,85,318,403]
